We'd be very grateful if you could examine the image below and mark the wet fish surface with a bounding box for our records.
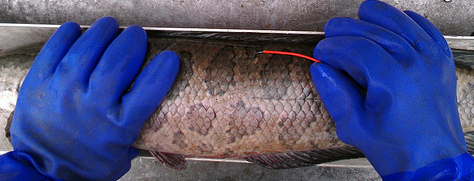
[3,36,474,170]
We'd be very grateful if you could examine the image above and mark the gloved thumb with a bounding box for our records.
[310,62,364,143]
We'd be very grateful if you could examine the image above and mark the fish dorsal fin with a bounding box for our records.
[453,49,474,68]
[464,130,474,154]
[244,146,364,169]
[149,151,187,170]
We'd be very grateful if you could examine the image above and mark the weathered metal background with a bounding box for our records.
[0,0,473,36]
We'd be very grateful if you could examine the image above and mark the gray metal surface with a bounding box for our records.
[1,0,473,36]
[120,157,381,181]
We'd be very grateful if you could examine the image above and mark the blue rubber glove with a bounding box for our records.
[310,0,474,180]
[0,17,180,180]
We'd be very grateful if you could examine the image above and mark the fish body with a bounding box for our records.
[133,38,343,158]
[134,37,474,169]
[3,35,474,169]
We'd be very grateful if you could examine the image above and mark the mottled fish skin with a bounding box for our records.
[132,38,343,158]
[456,65,474,128]
[453,50,474,129]
[131,38,474,158]
[2,39,474,161]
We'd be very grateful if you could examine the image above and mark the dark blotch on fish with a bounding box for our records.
[172,131,187,149]
[166,51,194,101]
[205,46,236,96]
[186,103,215,136]
[226,101,264,143]
[260,54,292,100]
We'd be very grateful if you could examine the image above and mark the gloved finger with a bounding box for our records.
[120,50,180,132]
[122,147,139,172]
[26,22,81,83]
[310,62,364,144]
[358,1,436,53]
[324,17,418,67]
[52,17,119,87]
[404,10,453,59]
[313,36,396,88]
[88,25,148,105]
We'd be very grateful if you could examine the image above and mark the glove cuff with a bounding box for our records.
[0,151,58,180]
[381,152,474,181]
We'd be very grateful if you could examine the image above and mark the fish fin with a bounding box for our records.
[246,130,474,170]
[453,49,474,67]
[244,146,364,169]
[149,151,187,170]
[464,130,474,154]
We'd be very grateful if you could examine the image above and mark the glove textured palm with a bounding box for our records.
[8,17,180,180]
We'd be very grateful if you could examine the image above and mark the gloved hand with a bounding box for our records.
[1,17,180,180]
[310,0,474,180]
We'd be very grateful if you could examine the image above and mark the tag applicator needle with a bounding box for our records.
[257,50,320,62]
